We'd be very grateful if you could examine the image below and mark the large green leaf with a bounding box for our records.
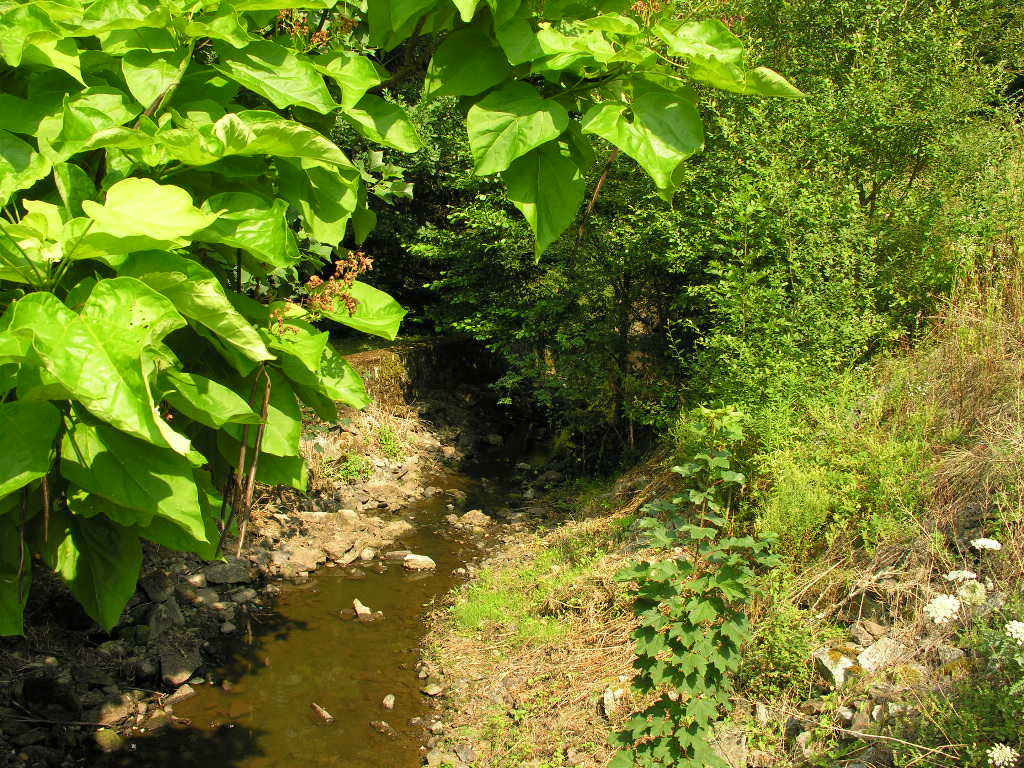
[319,281,407,341]
[0,512,29,636]
[581,89,704,192]
[77,0,170,34]
[121,47,190,109]
[197,192,299,267]
[131,469,220,560]
[0,401,60,499]
[36,88,141,162]
[467,82,569,175]
[316,345,370,409]
[212,111,352,166]
[217,431,308,489]
[655,20,803,98]
[423,28,510,99]
[341,95,422,153]
[0,130,51,207]
[276,157,361,246]
[214,40,336,114]
[6,288,189,453]
[316,51,386,109]
[61,416,207,542]
[52,512,142,631]
[119,251,273,369]
[160,370,262,429]
[502,141,585,257]
[82,178,217,244]
[223,368,301,458]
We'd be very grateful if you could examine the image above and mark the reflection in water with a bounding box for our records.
[111,471,488,768]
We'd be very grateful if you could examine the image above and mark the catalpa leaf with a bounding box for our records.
[122,47,190,109]
[316,51,386,109]
[214,40,336,114]
[319,281,406,341]
[119,251,273,370]
[160,370,262,428]
[82,178,217,244]
[276,157,361,246]
[7,288,189,454]
[197,192,299,267]
[467,82,569,175]
[581,89,704,193]
[341,95,422,153]
[51,512,142,631]
[502,141,584,257]
[0,401,60,498]
[423,28,510,99]
[0,130,51,207]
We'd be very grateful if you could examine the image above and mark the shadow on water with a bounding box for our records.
[113,468,501,768]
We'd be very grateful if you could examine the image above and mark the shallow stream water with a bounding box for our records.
[99,469,495,768]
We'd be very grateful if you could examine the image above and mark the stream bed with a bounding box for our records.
[99,469,494,768]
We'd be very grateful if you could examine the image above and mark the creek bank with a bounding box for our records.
[0,340,537,768]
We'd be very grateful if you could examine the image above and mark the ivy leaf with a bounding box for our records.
[160,370,263,428]
[341,95,422,153]
[0,401,59,498]
[51,511,142,631]
[581,89,704,194]
[119,251,273,370]
[319,281,407,341]
[423,28,510,99]
[214,40,336,114]
[197,192,299,267]
[502,141,584,258]
[82,178,217,244]
[467,82,569,175]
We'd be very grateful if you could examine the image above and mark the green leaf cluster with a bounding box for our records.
[611,406,779,767]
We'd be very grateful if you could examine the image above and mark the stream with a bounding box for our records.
[98,467,500,768]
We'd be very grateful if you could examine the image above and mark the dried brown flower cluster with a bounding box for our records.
[269,304,301,336]
[630,0,662,17]
[275,8,310,37]
[305,251,374,317]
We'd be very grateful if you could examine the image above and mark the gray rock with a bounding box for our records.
[323,538,356,562]
[426,748,460,767]
[455,743,478,764]
[94,729,124,753]
[204,559,251,584]
[812,646,859,687]
[220,621,237,634]
[160,646,200,687]
[461,509,491,527]
[359,547,377,562]
[370,720,396,737]
[382,694,395,710]
[384,550,412,561]
[229,587,258,603]
[421,683,444,697]
[403,554,436,571]
[96,693,134,726]
[164,684,196,707]
[287,545,323,572]
[857,637,904,672]
[140,571,175,603]
[937,644,966,665]
[353,598,372,618]
[148,597,185,639]
[193,588,220,607]
[710,724,748,768]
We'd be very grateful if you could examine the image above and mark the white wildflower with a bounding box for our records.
[944,570,977,582]
[1006,620,1024,645]
[971,538,1002,551]
[957,580,987,606]
[923,594,961,624]
[987,743,1019,768]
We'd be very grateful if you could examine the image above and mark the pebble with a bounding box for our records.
[359,548,377,562]
[383,694,395,710]
[221,622,237,634]
[421,683,443,696]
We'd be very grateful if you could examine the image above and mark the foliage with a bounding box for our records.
[375,423,402,460]
[611,406,779,767]
[334,453,373,485]
[0,0,801,634]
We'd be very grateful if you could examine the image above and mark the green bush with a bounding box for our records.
[335,455,374,485]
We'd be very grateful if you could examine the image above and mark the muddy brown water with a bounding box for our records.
[103,470,499,768]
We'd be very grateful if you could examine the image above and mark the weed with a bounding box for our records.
[376,423,403,460]
[334,454,373,484]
